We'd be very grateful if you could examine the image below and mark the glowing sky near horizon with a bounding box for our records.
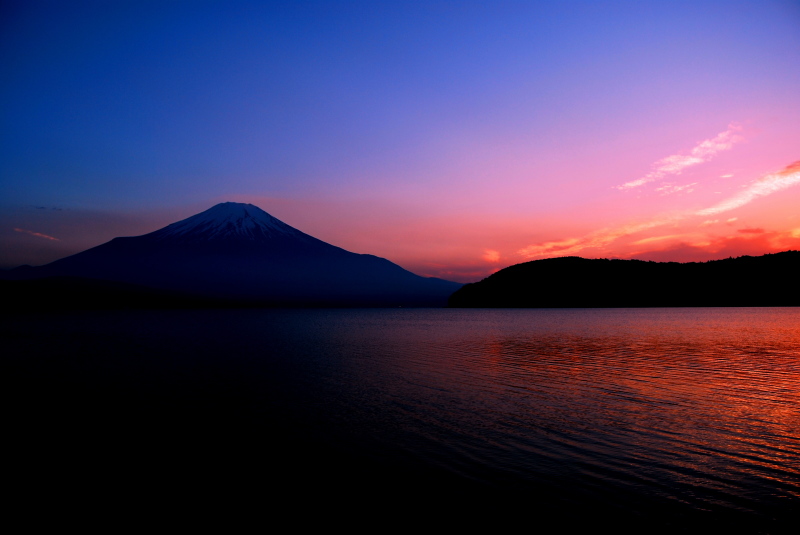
[2,1,799,282]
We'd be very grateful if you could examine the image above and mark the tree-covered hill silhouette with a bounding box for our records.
[448,251,800,308]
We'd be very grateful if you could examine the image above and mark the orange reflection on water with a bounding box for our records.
[439,309,800,504]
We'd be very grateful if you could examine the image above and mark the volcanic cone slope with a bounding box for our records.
[10,202,461,307]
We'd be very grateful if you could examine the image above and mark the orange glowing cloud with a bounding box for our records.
[517,237,581,258]
[483,249,501,263]
[13,228,59,241]
[632,234,690,246]
[631,229,800,263]
[518,217,676,259]
[618,123,744,190]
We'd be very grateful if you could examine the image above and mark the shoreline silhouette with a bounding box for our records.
[449,251,800,308]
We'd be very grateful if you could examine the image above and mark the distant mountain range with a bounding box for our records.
[448,252,800,308]
[2,202,461,308]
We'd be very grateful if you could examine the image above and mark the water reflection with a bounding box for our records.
[293,308,800,517]
[3,307,799,525]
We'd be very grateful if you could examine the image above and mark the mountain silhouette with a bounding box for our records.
[4,202,461,307]
[448,252,800,307]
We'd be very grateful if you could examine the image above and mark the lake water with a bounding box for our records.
[4,308,799,529]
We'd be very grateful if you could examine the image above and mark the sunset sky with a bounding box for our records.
[2,0,799,282]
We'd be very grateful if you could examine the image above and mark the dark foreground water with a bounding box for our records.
[3,308,799,530]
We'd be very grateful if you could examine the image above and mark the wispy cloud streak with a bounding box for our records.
[656,182,697,195]
[618,123,744,190]
[696,161,800,216]
[13,228,60,241]
[518,218,675,259]
[518,160,800,261]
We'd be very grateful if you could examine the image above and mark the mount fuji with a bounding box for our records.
[5,202,461,307]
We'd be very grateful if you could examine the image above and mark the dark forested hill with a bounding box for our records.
[448,251,800,308]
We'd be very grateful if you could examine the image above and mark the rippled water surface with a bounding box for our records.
[5,307,799,527]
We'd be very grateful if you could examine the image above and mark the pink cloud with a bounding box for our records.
[656,182,698,195]
[696,160,800,216]
[618,123,744,190]
[13,228,59,241]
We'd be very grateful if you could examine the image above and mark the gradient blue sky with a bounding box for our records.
[2,1,799,280]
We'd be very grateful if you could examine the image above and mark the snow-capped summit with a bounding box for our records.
[151,202,303,242]
[9,201,462,306]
